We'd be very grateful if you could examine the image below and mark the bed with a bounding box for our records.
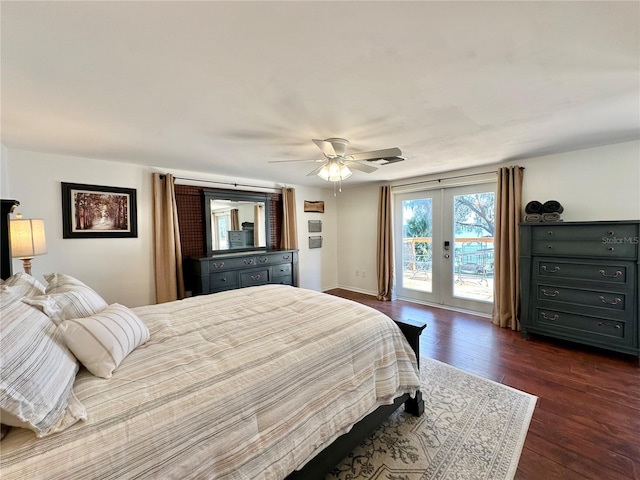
[0,198,425,479]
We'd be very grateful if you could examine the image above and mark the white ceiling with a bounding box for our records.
[2,1,639,187]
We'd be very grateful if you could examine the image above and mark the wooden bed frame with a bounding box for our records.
[0,197,425,479]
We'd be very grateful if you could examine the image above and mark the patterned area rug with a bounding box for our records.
[327,357,537,480]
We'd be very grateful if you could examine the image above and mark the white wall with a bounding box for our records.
[292,186,338,291]
[336,183,382,296]
[336,140,640,293]
[5,149,155,306]
[519,141,640,221]
[0,145,10,196]
[5,140,638,304]
[3,149,338,306]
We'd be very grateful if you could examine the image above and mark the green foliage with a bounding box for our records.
[403,199,433,257]
[453,193,495,237]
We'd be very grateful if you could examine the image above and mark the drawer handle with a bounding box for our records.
[283,255,291,260]
[547,245,553,249]
[542,265,560,273]
[607,247,615,252]
[541,312,558,321]
[259,257,268,263]
[599,269,622,278]
[607,231,615,235]
[212,262,224,268]
[597,322,621,329]
[244,259,256,265]
[541,289,560,297]
[250,274,261,281]
[547,231,554,235]
[598,295,622,305]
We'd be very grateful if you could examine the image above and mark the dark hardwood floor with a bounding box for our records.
[326,289,640,480]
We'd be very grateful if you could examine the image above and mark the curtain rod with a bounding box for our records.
[171,176,282,192]
[392,167,524,189]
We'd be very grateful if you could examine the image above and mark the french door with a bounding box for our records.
[394,183,496,314]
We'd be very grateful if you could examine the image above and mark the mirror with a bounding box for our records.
[203,189,271,255]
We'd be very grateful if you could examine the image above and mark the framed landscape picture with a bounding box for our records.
[61,182,138,238]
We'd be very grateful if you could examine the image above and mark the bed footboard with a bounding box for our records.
[286,317,426,480]
[393,318,426,417]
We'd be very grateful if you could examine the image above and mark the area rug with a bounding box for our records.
[327,357,537,480]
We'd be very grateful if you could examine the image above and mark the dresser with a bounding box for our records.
[520,221,639,363]
[188,249,298,295]
[228,230,254,248]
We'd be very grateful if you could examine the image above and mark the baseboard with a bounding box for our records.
[328,285,378,297]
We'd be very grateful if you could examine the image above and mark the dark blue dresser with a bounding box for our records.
[520,221,639,364]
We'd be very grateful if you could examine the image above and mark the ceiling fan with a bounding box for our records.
[269,138,405,185]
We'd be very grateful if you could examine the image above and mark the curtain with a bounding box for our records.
[211,214,220,250]
[230,209,240,231]
[254,204,265,246]
[492,166,524,330]
[152,173,185,303]
[281,187,298,249]
[376,185,394,301]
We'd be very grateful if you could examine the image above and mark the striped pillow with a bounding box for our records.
[0,273,46,307]
[26,273,108,324]
[0,301,86,437]
[58,303,150,379]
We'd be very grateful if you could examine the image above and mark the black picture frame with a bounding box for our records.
[61,182,138,239]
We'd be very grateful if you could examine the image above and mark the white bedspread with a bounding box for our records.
[0,285,420,479]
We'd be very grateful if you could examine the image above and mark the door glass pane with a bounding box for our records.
[401,198,433,293]
[452,192,495,302]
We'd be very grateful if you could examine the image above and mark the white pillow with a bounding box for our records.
[59,303,150,379]
[0,273,46,307]
[0,301,86,437]
[25,273,108,324]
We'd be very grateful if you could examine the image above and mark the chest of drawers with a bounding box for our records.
[228,230,254,248]
[520,221,639,363]
[188,249,298,295]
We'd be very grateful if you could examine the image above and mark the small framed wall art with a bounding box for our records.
[304,200,324,213]
[61,182,138,239]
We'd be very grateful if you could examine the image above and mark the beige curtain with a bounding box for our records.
[152,173,185,303]
[492,166,524,329]
[281,187,298,249]
[254,204,264,246]
[211,214,220,250]
[230,209,239,231]
[376,185,394,301]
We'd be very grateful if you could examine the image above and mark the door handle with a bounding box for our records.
[444,254,450,259]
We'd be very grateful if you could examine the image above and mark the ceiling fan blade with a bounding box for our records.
[306,163,327,177]
[348,147,402,161]
[268,158,324,163]
[312,139,336,157]
[344,161,378,174]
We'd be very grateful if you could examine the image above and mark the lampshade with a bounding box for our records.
[317,160,352,182]
[10,217,47,259]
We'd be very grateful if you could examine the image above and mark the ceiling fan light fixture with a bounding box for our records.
[317,160,352,182]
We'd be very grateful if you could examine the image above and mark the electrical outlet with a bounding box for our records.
[361,270,366,278]
[355,269,359,276]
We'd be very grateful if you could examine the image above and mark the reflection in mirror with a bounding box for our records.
[203,189,271,255]
[210,199,266,250]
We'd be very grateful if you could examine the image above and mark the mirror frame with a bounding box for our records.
[203,188,271,256]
